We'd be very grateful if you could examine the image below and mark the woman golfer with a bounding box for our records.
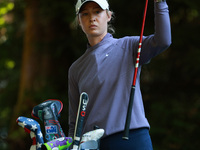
[68,0,171,149]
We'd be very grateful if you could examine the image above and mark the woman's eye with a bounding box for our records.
[81,12,88,16]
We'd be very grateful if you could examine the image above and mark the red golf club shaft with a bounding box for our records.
[123,0,149,140]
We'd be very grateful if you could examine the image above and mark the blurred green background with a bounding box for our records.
[0,0,199,149]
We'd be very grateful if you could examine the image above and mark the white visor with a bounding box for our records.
[75,0,109,15]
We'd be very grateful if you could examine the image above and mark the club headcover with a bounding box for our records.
[31,99,65,141]
[41,137,73,150]
[80,129,104,143]
[16,116,44,150]
[31,99,63,121]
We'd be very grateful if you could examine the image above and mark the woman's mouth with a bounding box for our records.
[89,25,97,28]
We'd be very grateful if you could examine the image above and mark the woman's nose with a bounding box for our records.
[90,14,96,22]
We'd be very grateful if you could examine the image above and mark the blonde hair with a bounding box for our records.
[107,10,115,34]
[72,10,115,34]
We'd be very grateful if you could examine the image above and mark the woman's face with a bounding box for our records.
[78,2,111,39]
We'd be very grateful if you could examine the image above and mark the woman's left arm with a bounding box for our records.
[154,0,171,48]
[140,0,172,64]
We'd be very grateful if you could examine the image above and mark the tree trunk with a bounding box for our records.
[9,0,74,149]
[10,0,55,137]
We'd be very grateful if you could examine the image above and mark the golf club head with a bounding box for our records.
[80,140,98,150]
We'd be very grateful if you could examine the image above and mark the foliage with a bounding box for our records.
[0,1,20,149]
[0,0,199,149]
